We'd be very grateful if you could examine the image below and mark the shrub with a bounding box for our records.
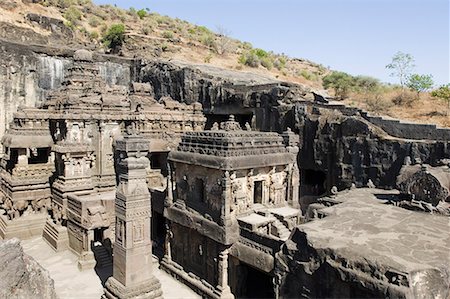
[241,42,253,50]
[253,48,268,59]
[298,70,318,81]
[274,56,287,70]
[354,76,381,93]
[204,54,213,63]
[391,90,416,107]
[88,16,100,27]
[322,71,354,100]
[89,30,99,40]
[64,6,82,25]
[137,9,147,19]
[196,25,212,35]
[431,84,450,114]
[201,34,216,49]
[260,57,273,70]
[58,0,76,8]
[102,23,125,51]
[162,30,174,39]
[239,51,259,67]
[366,95,393,114]
[406,74,434,98]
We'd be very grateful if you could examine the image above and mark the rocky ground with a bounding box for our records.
[0,238,58,299]
[20,237,200,299]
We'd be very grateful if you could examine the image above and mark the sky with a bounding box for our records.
[94,0,449,85]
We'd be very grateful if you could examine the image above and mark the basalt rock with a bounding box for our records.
[0,238,58,299]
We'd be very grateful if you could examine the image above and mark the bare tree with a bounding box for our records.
[386,51,415,89]
[215,26,233,56]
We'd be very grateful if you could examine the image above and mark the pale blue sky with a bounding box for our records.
[94,0,449,85]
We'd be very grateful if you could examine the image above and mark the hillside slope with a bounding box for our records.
[0,0,448,127]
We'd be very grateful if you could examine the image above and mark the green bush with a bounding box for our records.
[102,23,125,50]
[137,9,147,19]
[260,57,273,70]
[239,51,259,67]
[322,71,354,100]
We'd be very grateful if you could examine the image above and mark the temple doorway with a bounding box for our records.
[230,258,275,299]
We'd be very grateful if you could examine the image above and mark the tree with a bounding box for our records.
[102,24,125,53]
[406,74,434,98]
[386,51,415,89]
[354,75,381,94]
[215,26,233,55]
[431,84,450,115]
[322,71,354,100]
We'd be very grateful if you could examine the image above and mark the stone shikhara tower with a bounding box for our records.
[104,124,162,299]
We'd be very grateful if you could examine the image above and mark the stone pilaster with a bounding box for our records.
[104,127,162,299]
[215,248,234,299]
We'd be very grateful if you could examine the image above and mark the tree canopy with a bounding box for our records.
[406,74,434,98]
[102,24,125,52]
[386,52,415,88]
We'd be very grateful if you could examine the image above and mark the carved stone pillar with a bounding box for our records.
[215,248,234,299]
[103,128,162,299]
[163,222,173,262]
[221,171,232,226]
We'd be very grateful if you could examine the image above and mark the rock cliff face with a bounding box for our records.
[295,105,450,191]
[0,238,58,299]
[0,40,137,150]
[140,60,313,131]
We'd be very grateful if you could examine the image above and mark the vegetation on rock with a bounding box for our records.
[102,23,125,52]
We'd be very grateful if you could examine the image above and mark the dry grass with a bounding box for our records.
[343,90,450,127]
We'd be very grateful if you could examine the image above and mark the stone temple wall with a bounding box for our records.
[0,40,137,151]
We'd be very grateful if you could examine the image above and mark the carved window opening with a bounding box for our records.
[7,148,18,171]
[254,181,263,204]
[29,148,50,164]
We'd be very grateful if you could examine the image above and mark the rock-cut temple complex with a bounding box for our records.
[1,47,450,299]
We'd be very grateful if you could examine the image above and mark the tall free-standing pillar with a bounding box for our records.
[104,126,162,299]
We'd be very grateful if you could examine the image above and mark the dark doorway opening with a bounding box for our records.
[94,227,104,243]
[232,261,275,299]
[253,181,263,204]
[150,152,168,175]
[301,169,327,196]
[151,211,166,258]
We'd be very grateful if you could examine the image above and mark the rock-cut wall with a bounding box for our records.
[0,40,137,152]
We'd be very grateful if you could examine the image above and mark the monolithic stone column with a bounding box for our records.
[215,248,234,299]
[104,126,162,299]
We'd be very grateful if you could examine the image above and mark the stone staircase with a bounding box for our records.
[92,242,112,268]
[272,218,291,240]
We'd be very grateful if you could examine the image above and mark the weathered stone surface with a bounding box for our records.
[0,238,58,299]
[276,188,450,299]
